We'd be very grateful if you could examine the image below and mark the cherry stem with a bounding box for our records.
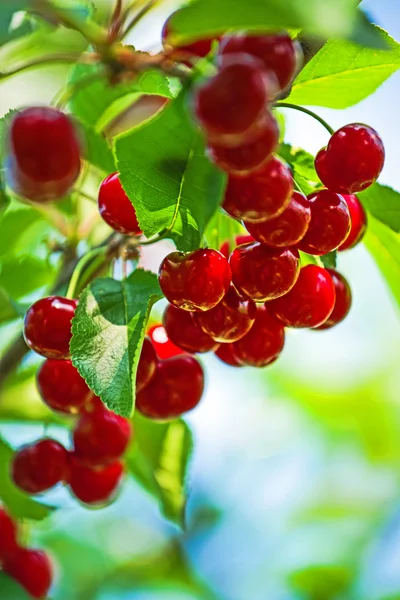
[0,54,85,80]
[121,0,160,40]
[274,102,335,135]
[66,247,107,299]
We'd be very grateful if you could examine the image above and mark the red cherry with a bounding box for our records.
[230,242,300,301]
[162,12,216,63]
[268,264,335,328]
[148,324,185,359]
[245,190,311,247]
[67,456,124,505]
[136,337,158,393]
[136,355,204,419]
[7,107,81,203]
[158,249,231,312]
[298,189,351,255]
[234,304,285,367]
[37,359,92,414]
[163,304,219,353]
[0,507,18,562]
[195,285,257,342]
[220,234,254,259]
[315,124,385,194]
[12,439,68,494]
[98,172,142,235]
[339,194,367,250]
[214,343,243,367]
[317,269,352,330]
[4,548,53,599]
[24,296,77,360]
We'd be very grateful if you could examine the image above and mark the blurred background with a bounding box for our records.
[1,1,400,599]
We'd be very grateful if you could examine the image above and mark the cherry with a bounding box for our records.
[195,285,257,342]
[4,547,52,599]
[268,264,336,328]
[24,296,77,360]
[148,324,185,359]
[136,355,204,420]
[219,32,301,90]
[7,107,81,202]
[214,343,243,367]
[37,359,92,414]
[12,439,68,494]
[245,190,311,247]
[317,269,352,330]
[162,11,216,63]
[158,249,231,312]
[72,406,132,467]
[67,456,124,505]
[234,304,285,367]
[136,337,158,393]
[0,507,18,562]
[220,235,254,259]
[163,304,219,353]
[315,124,385,194]
[223,155,293,222]
[298,189,351,255]
[230,242,300,301]
[98,172,142,235]
[339,194,367,250]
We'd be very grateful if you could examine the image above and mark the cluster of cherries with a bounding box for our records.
[0,506,52,598]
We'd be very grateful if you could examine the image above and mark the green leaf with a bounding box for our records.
[0,181,10,218]
[0,1,31,45]
[288,27,400,108]
[320,251,337,269]
[0,288,27,324]
[359,183,400,233]
[0,573,32,600]
[115,92,227,252]
[0,110,18,163]
[127,414,193,527]
[0,255,56,298]
[277,143,320,195]
[203,209,245,250]
[71,269,163,417]
[79,123,116,173]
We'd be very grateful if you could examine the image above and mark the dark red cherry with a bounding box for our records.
[24,296,77,360]
[4,548,53,599]
[148,324,185,359]
[136,337,158,393]
[98,172,142,235]
[315,124,385,194]
[269,264,335,328]
[317,269,352,330]
[162,11,216,63]
[12,439,68,494]
[195,285,257,342]
[7,107,81,203]
[234,304,285,367]
[0,507,18,561]
[163,304,219,353]
[214,343,243,367]
[67,456,124,505]
[136,355,204,420]
[158,249,231,312]
[298,189,351,255]
[223,156,293,222]
[245,191,311,247]
[37,359,92,414]
[220,234,254,259]
[339,194,367,250]
[230,242,300,301]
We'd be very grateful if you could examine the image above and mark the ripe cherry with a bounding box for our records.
[269,264,335,328]
[159,249,231,312]
[214,343,243,367]
[162,11,216,63]
[195,285,257,342]
[317,269,352,330]
[67,456,124,505]
[0,507,18,561]
[339,194,367,250]
[24,296,77,360]
[163,304,219,353]
[223,156,293,222]
[4,548,53,599]
[7,107,81,203]
[230,242,300,301]
[136,355,204,420]
[148,324,185,359]
[98,172,142,235]
[298,189,350,255]
[12,439,68,494]
[37,359,92,414]
[136,337,158,393]
[234,304,285,367]
[245,190,311,247]
[315,124,385,194]
[220,235,254,259]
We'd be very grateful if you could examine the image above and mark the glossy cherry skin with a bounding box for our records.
[4,548,53,599]
[148,324,185,359]
[214,343,243,367]
[162,11,216,63]
[317,269,352,330]
[268,265,336,328]
[339,194,367,250]
[98,172,142,235]
[223,156,293,222]
[0,508,18,561]
[7,107,81,203]
[24,296,77,360]
[37,359,92,414]
[159,249,231,312]
[220,235,254,259]
[136,355,204,420]
[234,304,285,367]
[137,337,158,393]
[67,456,124,505]
[315,124,385,194]
[163,304,219,353]
[245,191,311,247]
[298,189,351,255]
[230,242,300,301]
[195,285,257,342]
[12,439,68,494]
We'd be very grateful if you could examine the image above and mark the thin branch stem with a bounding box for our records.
[0,54,84,80]
[274,102,335,135]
